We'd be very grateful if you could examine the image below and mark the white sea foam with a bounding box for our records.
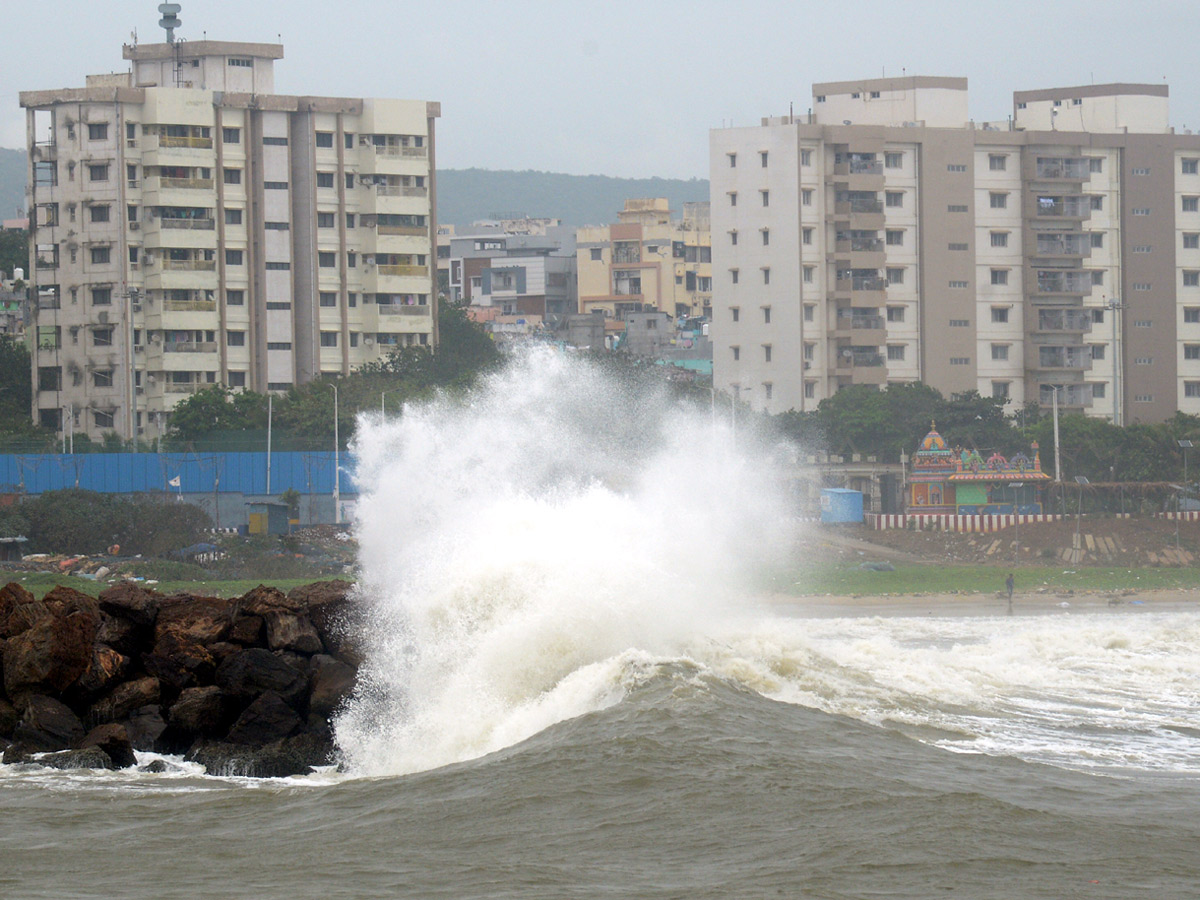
[335,348,796,776]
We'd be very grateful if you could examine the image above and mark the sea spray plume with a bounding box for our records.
[335,347,797,776]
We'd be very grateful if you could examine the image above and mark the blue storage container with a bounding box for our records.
[820,488,864,524]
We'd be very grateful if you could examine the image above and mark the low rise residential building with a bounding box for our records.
[446,224,576,321]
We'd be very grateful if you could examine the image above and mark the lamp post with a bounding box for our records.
[1179,439,1193,486]
[381,389,396,418]
[1073,476,1089,562]
[1010,481,1025,563]
[330,383,340,525]
[1108,297,1123,426]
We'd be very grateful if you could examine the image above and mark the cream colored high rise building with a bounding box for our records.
[710,77,1200,423]
[22,37,439,441]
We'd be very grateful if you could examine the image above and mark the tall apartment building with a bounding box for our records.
[22,37,439,441]
[710,76,1200,423]
[577,199,712,319]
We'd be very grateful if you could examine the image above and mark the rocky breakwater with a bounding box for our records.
[0,579,360,777]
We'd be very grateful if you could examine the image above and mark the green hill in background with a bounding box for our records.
[0,149,26,219]
[435,168,710,228]
[0,151,710,229]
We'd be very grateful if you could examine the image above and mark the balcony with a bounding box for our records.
[1034,270,1092,296]
[377,303,432,316]
[1036,309,1092,333]
[1039,384,1092,408]
[160,176,214,190]
[1036,347,1092,370]
[163,299,217,312]
[377,224,427,237]
[1033,195,1090,219]
[163,382,208,394]
[836,311,886,331]
[1034,233,1091,257]
[378,264,429,277]
[834,159,883,177]
[836,274,888,293]
[161,217,215,230]
[1035,158,1090,180]
[163,341,218,353]
[835,198,884,215]
[836,237,884,253]
[162,258,216,272]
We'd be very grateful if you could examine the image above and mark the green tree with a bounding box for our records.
[0,228,26,279]
[168,385,270,444]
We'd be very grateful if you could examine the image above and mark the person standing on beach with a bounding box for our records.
[1006,573,1015,613]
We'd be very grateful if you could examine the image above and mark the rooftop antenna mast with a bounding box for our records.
[159,3,182,43]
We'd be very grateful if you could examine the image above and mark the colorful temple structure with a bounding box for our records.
[906,424,1051,515]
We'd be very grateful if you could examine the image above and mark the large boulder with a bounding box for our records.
[155,596,232,646]
[167,685,233,737]
[291,580,357,659]
[225,691,302,745]
[238,585,300,617]
[0,697,18,738]
[97,582,162,628]
[142,631,216,697]
[186,732,334,778]
[90,676,161,725]
[0,582,51,639]
[96,614,149,658]
[73,645,131,700]
[262,610,323,655]
[79,723,137,768]
[41,585,102,627]
[125,705,167,751]
[38,747,115,770]
[227,615,264,646]
[13,694,85,751]
[216,648,307,708]
[3,610,99,700]
[308,654,357,717]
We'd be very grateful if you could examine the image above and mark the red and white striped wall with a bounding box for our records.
[864,513,1063,533]
[1160,510,1200,522]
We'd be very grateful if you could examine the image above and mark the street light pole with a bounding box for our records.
[1074,476,1089,562]
[1108,297,1123,426]
[1010,481,1024,564]
[330,383,340,524]
[1179,439,1193,486]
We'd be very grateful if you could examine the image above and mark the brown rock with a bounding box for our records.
[225,691,302,745]
[238,585,300,617]
[168,685,233,736]
[3,610,99,700]
[308,654,357,717]
[155,596,233,646]
[290,580,356,653]
[79,722,137,768]
[14,694,85,751]
[42,585,102,625]
[96,614,148,657]
[98,581,163,628]
[216,648,307,708]
[91,676,161,724]
[1,582,51,639]
[142,631,216,695]
[227,614,264,646]
[74,645,131,699]
[125,704,167,751]
[0,696,17,737]
[263,610,324,655]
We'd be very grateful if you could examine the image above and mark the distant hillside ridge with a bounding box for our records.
[436,168,710,228]
[0,153,712,230]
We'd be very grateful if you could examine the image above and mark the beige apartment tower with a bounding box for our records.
[710,77,1200,423]
[23,38,439,441]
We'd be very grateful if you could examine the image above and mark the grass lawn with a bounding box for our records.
[1,572,347,601]
[781,563,1200,597]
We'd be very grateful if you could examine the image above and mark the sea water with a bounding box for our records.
[3,348,1199,899]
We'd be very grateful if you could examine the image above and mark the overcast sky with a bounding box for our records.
[3,0,1197,179]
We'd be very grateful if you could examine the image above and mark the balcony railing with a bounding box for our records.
[160,217,216,230]
[163,341,218,353]
[1035,271,1092,294]
[835,238,884,253]
[377,224,427,236]
[159,135,213,149]
[1035,197,1090,218]
[377,304,431,316]
[837,312,886,330]
[164,299,217,312]
[1037,348,1092,370]
[374,145,427,158]
[840,351,885,367]
[837,275,888,292]
[1037,310,1093,332]
[158,176,215,190]
[1035,235,1091,256]
[1036,159,1089,180]
[164,382,207,393]
[836,199,884,215]
[161,258,217,271]
[377,264,429,277]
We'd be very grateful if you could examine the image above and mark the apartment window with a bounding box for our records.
[802,227,813,245]
[89,205,110,223]
[265,261,291,271]
[763,307,772,324]
[90,410,114,429]
[228,372,247,388]
[990,232,1008,248]
[988,154,1006,171]
[886,267,904,285]
[1092,383,1106,399]
[92,369,113,388]
[949,242,969,251]
[1092,309,1105,324]
[226,249,244,265]
[801,149,813,166]
[762,268,770,285]
[1176,345,1195,361]
[802,189,813,206]
[803,343,815,362]
[1186,383,1200,398]
[992,381,1010,400]
[1185,233,1200,249]
[222,127,240,144]
[731,307,740,322]
[266,301,291,309]
[91,287,112,306]
[320,292,338,307]
[886,229,904,246]
[948,204,968,213]
[1135,319,1152,327]
[1185,197,1200,213]
[728,153,737,167]
[590,248,602,261]
[1186,271,1200,287]
[991,344,1009,361]
[129,247,138,264]
[92,327,114,347]
[320,332,338,347]
[227,331,246,347]
[1133,207,1151,216]
[264,221,290,231]
[887,344,905,361]
[348,292,357,307]
[88,164,109,182]
[885,152,902,169]
[949,280,969,289]
[991,307,1009,324]
[346,174,355,189]
[886,191,903,208]
[950,357,970,365]
[761,190,770,207]
[886,305,905,323]
[229,58,252,67]
[761,229,770,246]
[317,172,335,188]
[1186,308,1200,324]
[949,319,970,327]
[318,251,336,267]
[803,266,815,284]
[90,246,111,264]
[1135,357,1153,365]
[220,209,241,228]
[1132,167,1151,176]
[731,269,739,284]
[804,382,816,399]
[263,136,288,146]
[318,212,336,228]
[760,151,768,167]
[804,304,815,322]
[226,290,245,306]
[1134,395,1154,403]
[764,383,773,400]
[224,168,242,185]
[729,192,737,207]
[1089,196,1104,211]
[1184,159,1200,175]
[267,342,293,351]
[1089,158,1103,173]
[1090,232,1104,249]
[1092,271,1104,286]
[316,132,334,148]
[87,122,108,141]
[732,346,740,361]
[947,164,967,173]
[989,192,1007,209]
[991,269,1008,286]
[763,345,772,362]
[264,181,288,190]
[349,332,359,348]
[1134,283,1151,291]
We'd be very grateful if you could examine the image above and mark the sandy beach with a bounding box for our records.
[775,587,1200,618]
